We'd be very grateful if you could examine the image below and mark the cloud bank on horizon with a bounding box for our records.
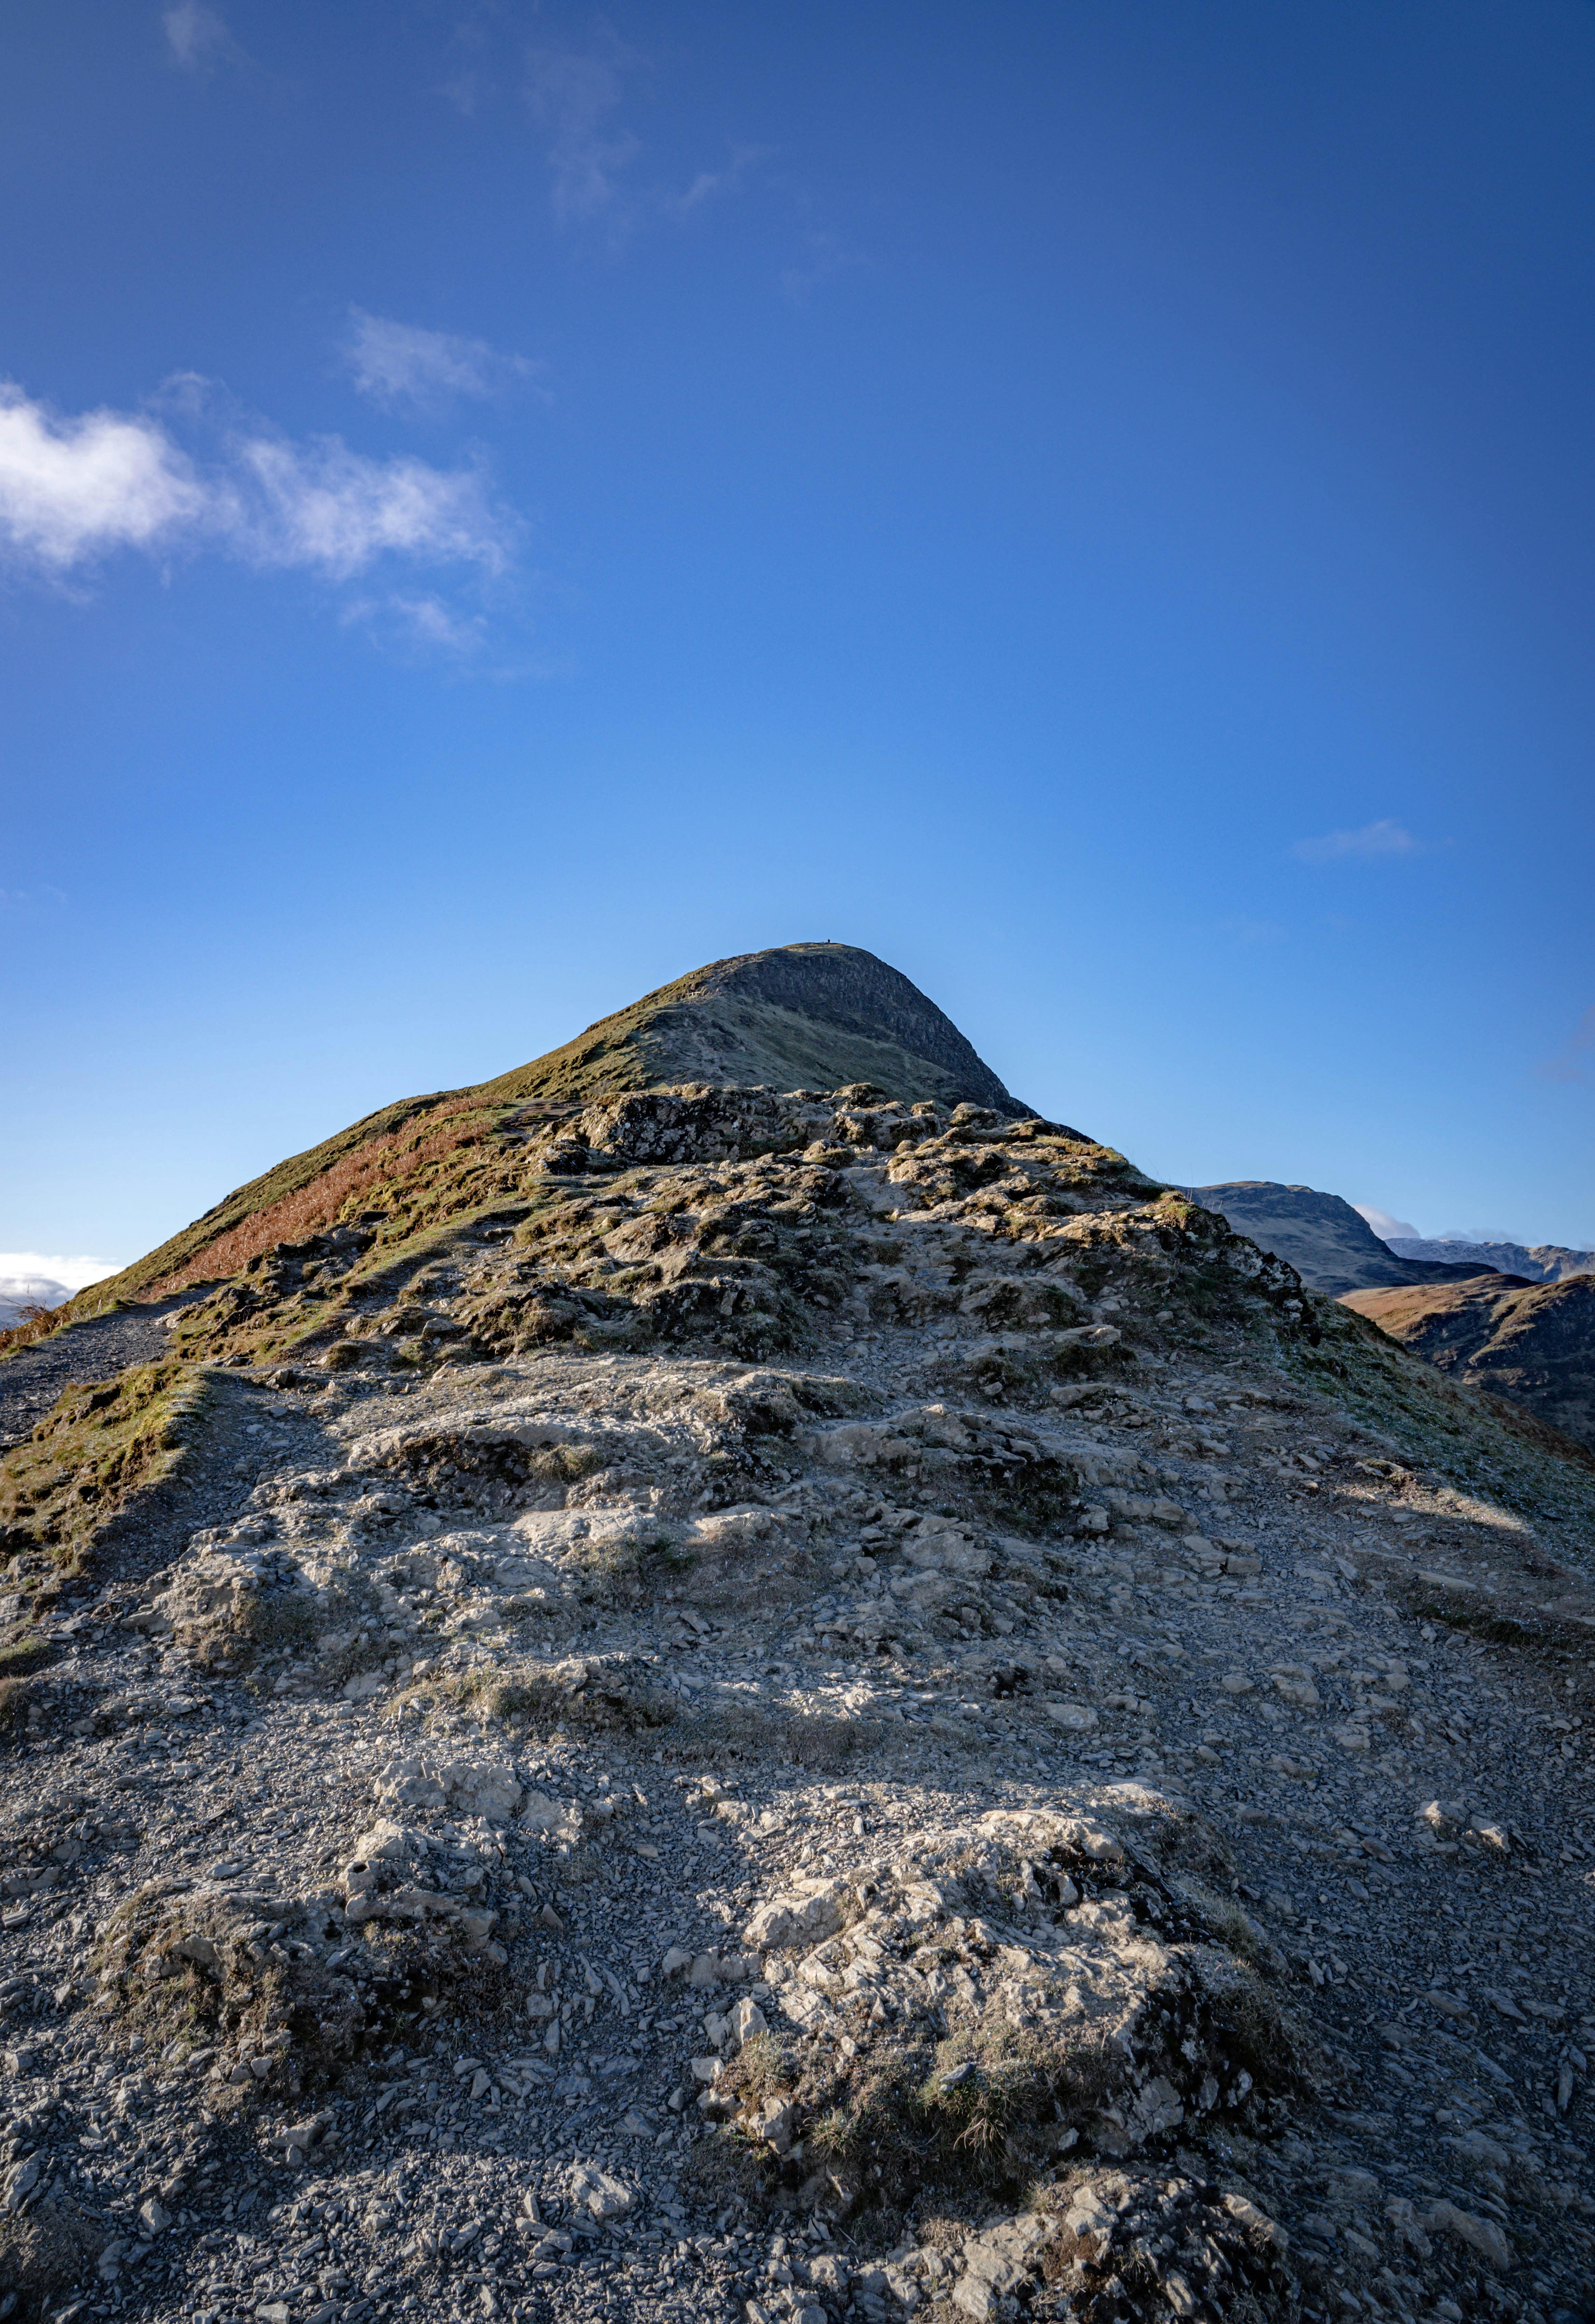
[0,1251,123,1327]
[1352,1204,1421,1243]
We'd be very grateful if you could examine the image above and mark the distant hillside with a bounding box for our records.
[1179,1180,1485,1296]
[1343,1271,1595,1452]
[1389,1235,1595,1282]
[73,943,1049,1312]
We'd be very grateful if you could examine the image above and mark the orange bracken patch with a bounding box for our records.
[143,1105,496,1299]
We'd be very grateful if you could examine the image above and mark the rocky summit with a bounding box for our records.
[2,948,1594,2324]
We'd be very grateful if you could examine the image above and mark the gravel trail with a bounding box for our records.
[4,1092,1595,2324]
[0,1303,187,1451]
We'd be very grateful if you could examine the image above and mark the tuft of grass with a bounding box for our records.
[0,1362,211,1571]
[0,1672,53,1741]
[388,1657,677,1745]
[0,1296,76,1361]
[795,2016,1116,2215]
[0,1634,56,1680]
[1166,1874,1283,1975]
[725,2029,786,2107]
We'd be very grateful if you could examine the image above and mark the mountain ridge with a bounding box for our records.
[66,944,1045,1315]
[1343,1267,1595,1451]
[2,948,1595,2316]
[1388,1234,1595,1283]
[1177,1179,1487,1296]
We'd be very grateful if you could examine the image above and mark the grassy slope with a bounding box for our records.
[74,1090,461,1312]
[477,994,1010,1113]
[69,958,1028,1316]
[0,1361,212,1574]
[1342,1271,1595,1453]
[1297,1288,1595,1537]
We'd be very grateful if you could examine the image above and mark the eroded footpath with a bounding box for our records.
[2,1089,1593,2324]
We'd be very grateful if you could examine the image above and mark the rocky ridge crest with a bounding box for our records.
[1,997,1594,2324]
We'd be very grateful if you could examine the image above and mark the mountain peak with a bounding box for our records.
[477,941,1033,1118]
[87,942,1049,1308]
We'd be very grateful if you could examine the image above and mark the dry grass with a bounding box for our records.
[0,1673,46,1736]
[144,1104,498,1299]
[784,2012,1119,2218]
[0,1635,56,1681]
[0,1299,72,1360]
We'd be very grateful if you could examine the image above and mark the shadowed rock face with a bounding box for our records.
[1181,1182,1486,1298]
[1344,1269,1595,1451]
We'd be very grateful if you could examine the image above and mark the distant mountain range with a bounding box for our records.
[1387,1235,1595,1282]
[1176,1181,1486,1297]
[1179,1180,1595,1452]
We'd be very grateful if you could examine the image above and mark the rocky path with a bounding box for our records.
[2,1091,1593,2324]
[0,1304,188,1454]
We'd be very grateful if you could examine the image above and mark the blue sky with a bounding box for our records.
[3,0,1594,1285]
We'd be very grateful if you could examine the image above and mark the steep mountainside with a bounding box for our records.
[2,960,1595,2324]
[1389,1237,1595,1283]
[1181,1182,1485,1296]
[1344,1269,1595,1452]
[63,945,1036,1317]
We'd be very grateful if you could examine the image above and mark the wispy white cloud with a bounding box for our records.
[342,591,490,660]
[666,143,771,221]
[162,1,240,73]
[1352,1204,1421,1243]
[233,433,511,578]
[342,310,540,414]
[526,39,641,227]
[1292,818,1430,864]
[0,885,67,910]
[0,381,517,599]
[523,37,766,239]
[438,2,500,119]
